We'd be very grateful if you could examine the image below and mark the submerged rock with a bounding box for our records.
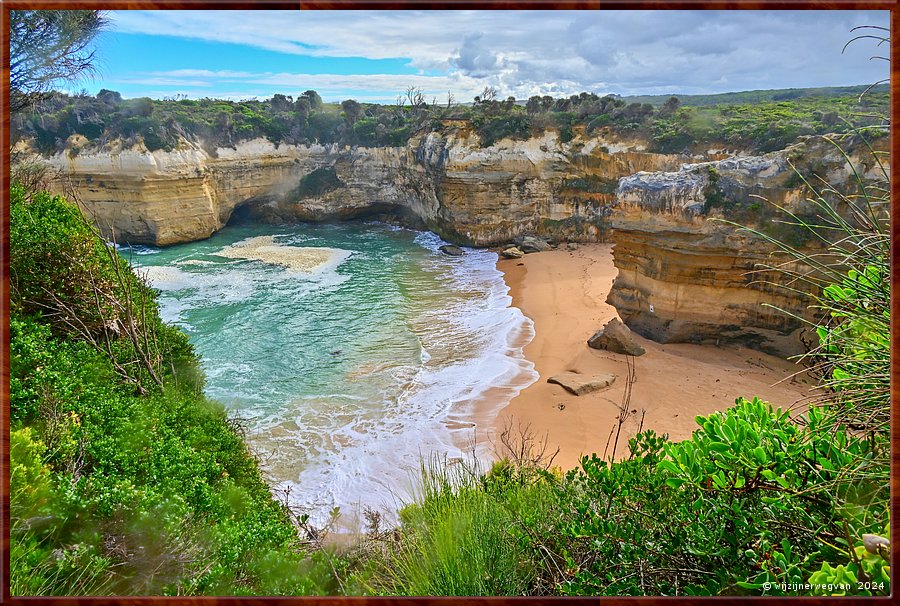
[501,246,524,259]
[547,372,617,395]
[439,244,464,256]
[588,318,646,356]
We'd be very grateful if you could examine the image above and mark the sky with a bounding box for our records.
[79,10,891,103]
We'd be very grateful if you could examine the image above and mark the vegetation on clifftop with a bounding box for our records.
[12,84,888,155]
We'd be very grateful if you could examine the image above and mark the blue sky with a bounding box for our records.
[78,10,890,103]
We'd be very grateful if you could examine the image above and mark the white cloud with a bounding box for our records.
[126,69,486,103]
[107,10,890,98]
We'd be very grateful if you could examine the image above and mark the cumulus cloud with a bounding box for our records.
[107,10,890,99]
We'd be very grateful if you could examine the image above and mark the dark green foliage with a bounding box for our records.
[554,398,880,596]
[473,112,532,147]
[10,183,196,393]
[702,167,727,213]
[9,184,341,595]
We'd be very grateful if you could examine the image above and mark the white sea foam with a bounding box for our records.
[139,226,536,528]
[215,235,352,273]
[268,231,537,526]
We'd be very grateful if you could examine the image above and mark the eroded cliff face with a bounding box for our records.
[607,136,889,355]
[36,125,684,246]
[30,128,887,356]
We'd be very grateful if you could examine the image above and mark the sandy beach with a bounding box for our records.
[491,244,816,470]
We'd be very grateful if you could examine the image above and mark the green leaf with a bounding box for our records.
[657,459,681,476]
[752,446,767,465]
[708,441,731,454]
[737,581,764,589]
[665,477,685,489]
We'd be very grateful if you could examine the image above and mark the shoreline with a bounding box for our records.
[489,244,815,470]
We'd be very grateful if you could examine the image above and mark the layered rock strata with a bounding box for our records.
[36,126,682,246]
[607,136,888,355]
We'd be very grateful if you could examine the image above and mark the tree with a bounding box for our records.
[10,10,107,112]
[300,90,323,112]
[270,93,293,112]
[294,96,311,116]
[341,99,362,125]
[95,88,122,106]
[480,86,498,103]
[659,96,682,117]
[405,86,426,108]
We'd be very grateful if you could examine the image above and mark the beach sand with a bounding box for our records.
[490,244,815,470]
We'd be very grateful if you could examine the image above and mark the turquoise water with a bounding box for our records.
[130,222,536,524]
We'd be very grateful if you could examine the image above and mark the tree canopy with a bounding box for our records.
[9,10,107,112]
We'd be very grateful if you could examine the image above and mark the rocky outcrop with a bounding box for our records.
[606,136,889,356]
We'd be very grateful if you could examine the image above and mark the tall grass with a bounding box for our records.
[366,455,559,596]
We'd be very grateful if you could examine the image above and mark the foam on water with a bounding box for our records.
[271,231,537,526]
[133,223,537,528]
[215,235,352,273]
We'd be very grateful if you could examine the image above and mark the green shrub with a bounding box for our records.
[9,183,343,595]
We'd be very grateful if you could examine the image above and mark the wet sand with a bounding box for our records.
[490,244,815,470]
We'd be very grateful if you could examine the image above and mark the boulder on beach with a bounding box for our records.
[515,235,551,253]
[588,317,646,356]
[566,242,578,251]
[547,372,617,396]
[501,246,524,259]
[439,244,464,256]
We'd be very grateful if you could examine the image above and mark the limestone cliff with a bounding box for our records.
[36,125,683,246]
[28,128,887,356]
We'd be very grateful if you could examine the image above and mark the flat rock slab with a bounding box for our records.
[439,244,464,256]
[547,372,617,396]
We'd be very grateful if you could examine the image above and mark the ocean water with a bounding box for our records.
[129,222,537,525]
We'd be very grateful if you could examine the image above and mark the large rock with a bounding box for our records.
[515,235,552,253]
[500,246,524,259]
[587,318,646,356]
[547,372,617,396]
[439,244,464,256]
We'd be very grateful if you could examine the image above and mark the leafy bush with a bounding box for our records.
[9,183,343,595]
[10,183,197,393]
[13,86,886,157]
